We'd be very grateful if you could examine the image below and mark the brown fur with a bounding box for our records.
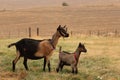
[56,43,87,74]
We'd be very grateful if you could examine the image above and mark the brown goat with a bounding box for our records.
[56,43,87,74]
[8,25,69,72]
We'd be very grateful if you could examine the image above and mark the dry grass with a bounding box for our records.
[0,36,120,80]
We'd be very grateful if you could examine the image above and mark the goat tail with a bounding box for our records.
[59,46,62,53]
[8,43,16,48]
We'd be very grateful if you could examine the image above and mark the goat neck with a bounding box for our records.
[51,31,61,48]
[74,48,81,61]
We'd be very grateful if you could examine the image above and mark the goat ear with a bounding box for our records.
[59,25,61,28]
[57,25,61,30]
[63,25,66,28]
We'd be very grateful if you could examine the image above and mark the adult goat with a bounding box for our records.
[8,25,69,72]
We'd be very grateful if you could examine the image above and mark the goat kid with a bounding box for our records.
[8,25,69,72]
[56,43,87,74]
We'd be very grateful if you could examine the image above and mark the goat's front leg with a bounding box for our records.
[46,56,51,72]
[23,57,29,70]
[43,57,46,71]
[74,67,78,74]
[43,56,51,72]
[47,60,51,72]
[71,64,75,74]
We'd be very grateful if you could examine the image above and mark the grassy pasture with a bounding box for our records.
[0,36,120,80]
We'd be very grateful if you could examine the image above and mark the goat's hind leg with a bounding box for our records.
[43,56,51,72]
[71,64,75,74]
[56,61,63,72]
[23,57,29,70]
[60,62,64,71]
[12,51,20,72]
[56,61,61,72]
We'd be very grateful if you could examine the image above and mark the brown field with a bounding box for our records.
[0,6,120,38]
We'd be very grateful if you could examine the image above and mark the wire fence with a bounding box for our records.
[0,27,119,39]
[71,29,120,37]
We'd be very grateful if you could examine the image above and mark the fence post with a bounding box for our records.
[97,30,100,37]
[89,30,92,36]
[71,31,73,36]
[29,27,31,38]
[37,27,39,36]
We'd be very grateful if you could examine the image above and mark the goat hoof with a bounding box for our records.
[12,68,15,72]
[43,69,46,72]
[12,70,15,72]
[56,68,59,72]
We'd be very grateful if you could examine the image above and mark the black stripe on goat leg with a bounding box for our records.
[60,62,64,71]
[75,66,78,74]
[56,60,62,72]
[43,56,51,72]
[56,61,61,72]
[43,57,46,71]
[12,51,20,72]
[46,56,51,72]
[23,57,29,70]
[47,60,51,72]
[71,65,74,73]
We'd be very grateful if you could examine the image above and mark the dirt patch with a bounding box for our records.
[0,71,28,80]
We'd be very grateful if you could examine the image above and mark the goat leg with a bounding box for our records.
[71,65,75,73]
[12,52,20,72]
[60,63,64,71]
[56,60,62,72]
[12,58,20,72]
[23,57,29,70]
[56,66,59,72]
[12,60,15,72]
[75,67,78,74]
[72,68,74,73]
[43,57,46,71]
[47,60,51,72]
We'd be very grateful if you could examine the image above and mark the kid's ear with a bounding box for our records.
[63,25,66,28]
[79,42,82,46]
[66,27,68,32]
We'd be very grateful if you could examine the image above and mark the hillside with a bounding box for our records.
[0,0,120,9]
[0,0,120,38]
[0,6,120,38]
